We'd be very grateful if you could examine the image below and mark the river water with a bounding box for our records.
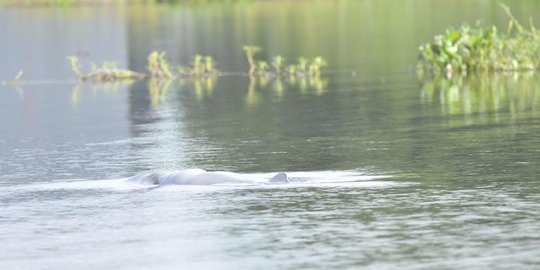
[1,1,540,269]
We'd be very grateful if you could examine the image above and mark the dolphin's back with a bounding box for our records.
[128,169,290,185]
[269,172,289,183]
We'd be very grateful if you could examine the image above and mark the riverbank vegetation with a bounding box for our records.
[417,5,540,77]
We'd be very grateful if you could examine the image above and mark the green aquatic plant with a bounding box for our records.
[242,45,328,78]
[204,56,218,74]
[243,45,262,76]
[192,55,204,75]
[257,61,270,74]
[418,4,540,76]
[68,56,146,82]
[308,56,327,76]
[271,55,286,75]
[64,47,326,83]
[284,56,327,77]
[297,57,309,74]
[286,65,297,77]
[147,51,173,79]
[178,55,219,77]
[68,56,82,77]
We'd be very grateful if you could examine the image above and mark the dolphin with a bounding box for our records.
[127,169,289,186]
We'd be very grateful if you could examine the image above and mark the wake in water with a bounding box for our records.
[127,169,290,186]
[125,169,392,186]
[4,169,399,192]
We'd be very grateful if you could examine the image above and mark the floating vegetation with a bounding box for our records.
[271,55,286,75]
[243,45,262,76]
[147,51,173,79]
[68,51,176,82]
[178,55,219,77]
[68,56,146,82]
[417,5,540,76]
[243,45,328,77]
[65,47,327,85]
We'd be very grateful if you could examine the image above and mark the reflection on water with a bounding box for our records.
[67,73,327,110]
[252,75,328,96]
[179,76,217,102]
[246,76,327,108]
[118,74,328,109]
[148,79,173,107]
[4,83,25,99]
[421,74,540,117]
[71,81,135,107]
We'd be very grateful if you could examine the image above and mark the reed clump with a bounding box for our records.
[418,5,540,76]
[243,45,327,77]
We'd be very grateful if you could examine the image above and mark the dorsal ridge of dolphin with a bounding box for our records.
[127,169,291,185]
[269,172,289,183]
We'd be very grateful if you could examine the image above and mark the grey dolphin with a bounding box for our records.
[127,169,289,186]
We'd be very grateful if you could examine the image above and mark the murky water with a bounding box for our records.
[2,1,540,269]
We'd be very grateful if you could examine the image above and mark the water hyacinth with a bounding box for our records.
[417,4,540,76]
